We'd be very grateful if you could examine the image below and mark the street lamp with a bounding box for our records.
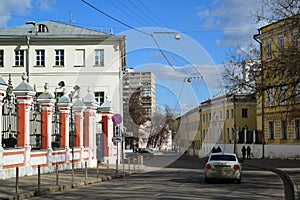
[152,31,181,40]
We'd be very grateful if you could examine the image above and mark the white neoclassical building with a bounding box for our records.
[0,20,126,114]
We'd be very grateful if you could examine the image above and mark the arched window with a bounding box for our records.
[37,24,48,33]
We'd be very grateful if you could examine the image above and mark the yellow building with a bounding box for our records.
[254,14,300,146]
[199,91,257,156]
[176,90,257,157]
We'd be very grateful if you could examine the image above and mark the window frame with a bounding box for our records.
[35,49,45,67]
[94,49,104,66]
[15,49,25,67]
[267,88,275,107]
[74,49,85,67]
[268,121,274,139]
[54,49,64,66]
[242,108,248,118]
[295,119,300,140]
[281,120,287,139]
[0,49,3,67]
[266,40,272,60]
[278,37,284,56]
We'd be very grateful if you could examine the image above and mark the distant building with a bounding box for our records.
[123,68,156,122]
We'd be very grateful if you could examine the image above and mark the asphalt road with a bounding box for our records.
[29,155,285,200]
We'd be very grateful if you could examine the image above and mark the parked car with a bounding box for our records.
[204,152,241,183]
[126,148,155,161]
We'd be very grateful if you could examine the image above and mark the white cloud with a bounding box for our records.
[197,0,262,47]
[0,0,31,27]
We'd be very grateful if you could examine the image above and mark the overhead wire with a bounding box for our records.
[126,0,162,27]
[106,0,151,27]
[80,0,199,113]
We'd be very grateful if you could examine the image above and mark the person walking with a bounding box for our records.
[247,146,251,159]
[241,146,246,160]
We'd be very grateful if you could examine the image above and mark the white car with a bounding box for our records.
[204,152,241,183]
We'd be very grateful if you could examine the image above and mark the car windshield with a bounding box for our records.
[210,155,236,161]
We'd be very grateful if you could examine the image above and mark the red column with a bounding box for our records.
[15,96,35,147]
[39,102,54,149]
[101,111,114,157]
[58,106,71,148]
[83,107,97,147]
[13,75,36,147]
[73,107,84,148]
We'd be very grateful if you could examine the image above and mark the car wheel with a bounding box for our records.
[235,178,241,184]
[205,177,210,183]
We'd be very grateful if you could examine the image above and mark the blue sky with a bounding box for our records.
[0,0,264,114]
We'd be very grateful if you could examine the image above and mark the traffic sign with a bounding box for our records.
[112,136,122,143]
[112,114,122,125]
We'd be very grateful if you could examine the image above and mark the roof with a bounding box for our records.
[0,20,124,40]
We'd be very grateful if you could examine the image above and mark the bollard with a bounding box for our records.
[85,161,88,180]
[128,158,131,172]
[16,167,19,194]
[96,161,99,179]
[107,159,109,176]
[72,162,74,187]
[38,165,41,189]
[56,163,59,186]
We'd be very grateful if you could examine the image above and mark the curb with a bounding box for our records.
[3,172,131,200]
[244,163,296,200]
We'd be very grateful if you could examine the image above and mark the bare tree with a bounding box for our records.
[252,0,299,23]
[123,87,146,137]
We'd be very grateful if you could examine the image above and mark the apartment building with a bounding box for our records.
[123,68,156,122]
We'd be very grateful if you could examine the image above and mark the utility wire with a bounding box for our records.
[106,0,150,27]
[81,0,151,36]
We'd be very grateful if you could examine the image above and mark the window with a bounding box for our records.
[295,119,300,140]
[219,111,222,120]
[0,50,3,67]
[292,83,300,103]
[75,49,85,66]
[281,120,287,139]
[94,49,104,66]
[15,50,25,66]
[35,50,45,66]
[292,31,298,49]
[231,109,234,118]
[266,41,272,59]
[94,91,104,105]
[267,88,274,107]
[226,110,229,119]
[37,24,48,33]
[279,85,287,105]
[268,121,274,139]
[55,50,64,66]
[278,37,284,56]
[203,114,205,122]
[209,113,211,121]
[242,108,248,118]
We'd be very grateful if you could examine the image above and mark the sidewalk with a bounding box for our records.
[243,158,300,200]
[0,164,132,200]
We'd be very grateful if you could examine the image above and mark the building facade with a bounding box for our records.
[0,20,126,179]
[254,14,300,157]
[0,20,126,115]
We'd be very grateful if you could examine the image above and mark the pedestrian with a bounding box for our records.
[247,146,251,159]
[212,147,217,153]
[241,146,246,160]
[216,146,221,152]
